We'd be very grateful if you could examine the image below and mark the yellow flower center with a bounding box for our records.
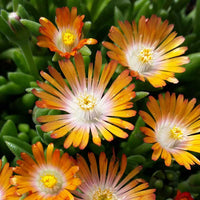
[138,48,153,63]
[63,32,75,46]
[78,94,97,110]
[93,188,116,200]
[170,126,183,140]
[41,174,57,188]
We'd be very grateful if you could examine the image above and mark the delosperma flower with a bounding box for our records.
[37,7,97,58]
[32,51,136,149]
[0,160,18,200]
[103,15,189,88]
[139,92,200,169]
[11,142,81,200]
[74,152,156,200]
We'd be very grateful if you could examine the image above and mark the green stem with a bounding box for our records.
[19,41,40,80]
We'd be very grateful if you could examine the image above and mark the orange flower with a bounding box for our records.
[0,160,18,200]
[32,52,136,149]
[73,152,156,200]
[11,142,81,200]
[139,92,200,169]
[103,15,189,87]
[174,190,194,200]
[37,7,97,58]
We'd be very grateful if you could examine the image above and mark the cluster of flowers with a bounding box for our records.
[0,6,199,199]
[0,142,194,199]
[1,142,156,199]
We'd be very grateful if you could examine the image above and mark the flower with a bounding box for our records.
[32,51,136,149]
[103,15,189,88]
[0,160,18,200]
[73,152,156,200]
[37,7,97,58]
[139,92,200,169]
[11,142,81,199]
[174,190,194,200]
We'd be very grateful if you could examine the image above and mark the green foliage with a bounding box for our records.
[20,19,41,36]
[0,120,18,157]
[0,0,200,199]
[3,135,32,158]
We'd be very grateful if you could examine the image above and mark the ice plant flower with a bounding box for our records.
[0,160,18,200]
[11,142,81,200]
[139,92,200,169]
[174,190,194,200]
[73,152,156,200]
[103,15,189,87]
[32,51,136,149]
[37,7,97,58]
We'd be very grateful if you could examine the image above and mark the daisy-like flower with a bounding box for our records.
[37,7,97,58]
[0,160,18,200]
[11,142,81,200]
[139,92,200,169]
[32,51,136,149]
[103,15,189,87]
[174,190,194,200]
[73,152,156,200]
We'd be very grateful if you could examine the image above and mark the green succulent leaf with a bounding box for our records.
[114,6,124,26]
[133,91,149,102]
[0,76,7,86]
[3,135,32,158]
[0,120,18,156]
[79,45,91,56]
[8,72,35,88]
[0,120,18,137]
[1,155,7,168]
[17,4,29,19]
[20,19,41,36]
[176,53,200,82]
[35,125,46,144]
[128,116,145,147]
[91,0,111,22]
[126,155,146,171]
[0,15,14,38]
[194,0,200,36]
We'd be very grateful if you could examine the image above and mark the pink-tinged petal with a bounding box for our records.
[141,92,200,169]
[75,153,155,199]
[33,52,135,150]
[103,15,188,88]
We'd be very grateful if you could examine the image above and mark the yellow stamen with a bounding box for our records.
[63,32,75,46]
[78,94,97,110]
[93,188,116,200]
[41,174,57,188]
[170,126,183,140]
[138,48,153,63]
